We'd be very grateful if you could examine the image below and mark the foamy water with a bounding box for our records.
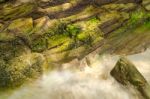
[0,49,150,99]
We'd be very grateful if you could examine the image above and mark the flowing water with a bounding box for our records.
[0,49,150,99]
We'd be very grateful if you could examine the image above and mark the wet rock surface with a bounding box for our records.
[111,57,150,99]
[0,0,150,87]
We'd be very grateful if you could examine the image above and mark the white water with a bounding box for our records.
[1,49,150,99]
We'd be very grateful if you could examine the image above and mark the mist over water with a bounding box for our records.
[1,49,150,99]
[128,49,150,83]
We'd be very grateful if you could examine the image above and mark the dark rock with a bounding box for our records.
[111,57,150,99]
[0,0,9,3]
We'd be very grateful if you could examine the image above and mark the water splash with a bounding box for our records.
[1,49,150,99]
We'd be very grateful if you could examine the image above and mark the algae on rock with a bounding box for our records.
[0,53,47,88]
[0,0,149,88]
[111,57,150,99]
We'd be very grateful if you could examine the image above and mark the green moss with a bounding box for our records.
[30,15,101,54]
[143,16,150,27]
[31,37,47,52]
[77,31,90,41]
[0,39,28,61]
[110,8,149,35]
[48,38,75,53]
[88,16,100,23]
[129,9,146,25]
[0,53,46,88]
[66,24,81,38]
[99,8,150,55]
[76,16,102,43]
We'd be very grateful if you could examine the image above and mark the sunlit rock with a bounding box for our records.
[8,18,33,35]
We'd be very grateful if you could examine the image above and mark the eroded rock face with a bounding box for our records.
[0,0,150,87]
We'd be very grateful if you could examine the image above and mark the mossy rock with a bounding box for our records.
[7,18,33,35]
[101,3,137,11]
[0,3,36,21]
[111,57,150,99]
[0,23,4,30]
[0,53,46,88]
[0,0,150,89]
[0,38,29,61]
[0,31,15,41]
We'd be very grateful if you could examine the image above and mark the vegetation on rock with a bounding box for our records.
[111,57,150,99]
[0,0,150,88]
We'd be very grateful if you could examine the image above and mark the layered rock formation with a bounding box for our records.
[0,0,150,87]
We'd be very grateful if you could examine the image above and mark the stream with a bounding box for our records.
[0,49,149,99]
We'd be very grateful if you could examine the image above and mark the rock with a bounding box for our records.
[0,0,150,88]
[0,3,35,21]
[31,16,51,35]
[99,11,129,35]
[8,18,33,35]
[0,31,15,41]
[0,53,47,87]
[100,22,123,35]
[101,3,137,12]
[93,0,115,6]
[143,0,150,11]
[93,0,142,6]
[111,57,150,99]
[145,5,150,11]
[0,34,48,88]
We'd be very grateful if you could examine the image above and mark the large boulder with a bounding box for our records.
[0,53,47,88]
[111,57,150,99]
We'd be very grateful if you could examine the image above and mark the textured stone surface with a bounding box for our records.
[111,57,150,99]
[0,0,150,87]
